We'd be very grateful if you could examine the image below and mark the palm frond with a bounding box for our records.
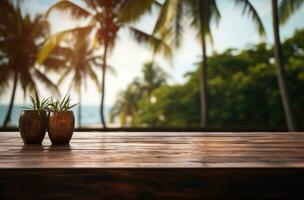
[45,0,91,20]
[119,0,155,23]
[72,71,82,92]
[37,32,69,65]
[107,65,117,77]
[37,26,93,64]
[44,45,75,69]
[31,17,50,39]
[234,0,266,36]
[51,46,74,58]
[33,68,60,96]
[199,0,216,45]
[174,0,184,47]
[57,68,72,86]
[153,0,175,36]
[43,57,68,72]
[187,0,212,44]
[210,0,221,25]
[129,27,172,59]
[86,66,101,90]
[20,71,37,98]
[279,0,304,25]
[0,64,11,96]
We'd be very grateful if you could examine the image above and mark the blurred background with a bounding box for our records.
[0,0,303,130]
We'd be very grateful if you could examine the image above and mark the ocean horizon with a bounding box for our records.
[0,104,110,127]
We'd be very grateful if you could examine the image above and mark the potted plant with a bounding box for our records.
[19,92,50,144]
[48,95,77,145]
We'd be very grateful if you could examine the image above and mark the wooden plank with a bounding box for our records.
[1,132,304,199]
[1,168,304,199]
[0,132,304,168]
[1,131,304,137]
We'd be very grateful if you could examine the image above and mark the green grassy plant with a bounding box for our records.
[24,91,51,111]
[49,95,77,112]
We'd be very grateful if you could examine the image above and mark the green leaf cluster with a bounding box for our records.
[24,93,77,112]
[25,91,51,111]
[114,29,304,130]
[110,62,168,126]
[49,95,77,112]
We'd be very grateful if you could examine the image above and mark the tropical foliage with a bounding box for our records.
[279,0,304,25]
[0,0,303,131]
[110,62,168,126]
[152,0,265,128]
[270,0,304,131]
[50,35,102,127]
[38,0,171,128]
[113,29,304,130]
[0,0,60,127]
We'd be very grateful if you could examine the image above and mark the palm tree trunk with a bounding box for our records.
[271,0,297,131]
[100,43,108,128]
[3,71,18,128]
[78,86,82,128]
[199,36,208,128]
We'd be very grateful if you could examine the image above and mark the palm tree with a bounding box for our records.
[142,62,168,98]
[270,0,303,131]
[38,0,171,128]
[110,79,143,126]
[0,0,59,127]
[153,0,265,127]
[110,61,168,126]
[50,36,101,128]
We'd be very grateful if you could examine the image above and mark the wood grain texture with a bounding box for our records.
[1,132,304,199]
[1,132,304,168]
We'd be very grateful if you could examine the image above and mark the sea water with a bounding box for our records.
[0,104,109,127]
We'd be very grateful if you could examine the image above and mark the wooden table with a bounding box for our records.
[1,132,304,199]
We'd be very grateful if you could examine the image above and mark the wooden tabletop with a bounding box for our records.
[1,132,304,168]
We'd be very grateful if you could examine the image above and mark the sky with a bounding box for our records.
[1,0,304,108]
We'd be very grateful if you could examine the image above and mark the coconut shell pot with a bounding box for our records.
[48,111,75,145]
[19,110,47,144]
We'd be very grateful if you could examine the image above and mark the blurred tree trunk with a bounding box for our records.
[78,86,82,128]
[199,35,208,128]
[271,0,297,131]
[3,71,18,128]
[100,43,108,128]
